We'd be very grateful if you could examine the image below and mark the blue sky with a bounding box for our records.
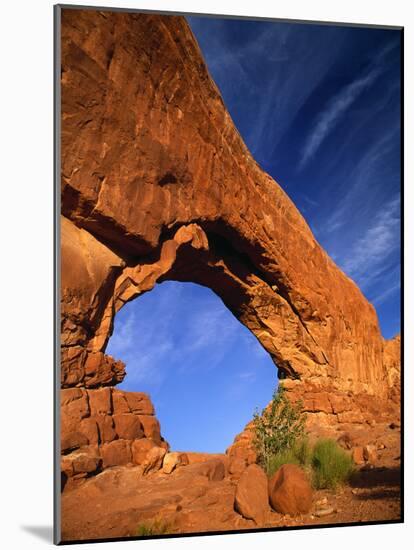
[107,17,401,453]
[107,282,277,453]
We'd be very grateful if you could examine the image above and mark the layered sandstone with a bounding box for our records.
[61,387,168,490]
[60,8,400,457]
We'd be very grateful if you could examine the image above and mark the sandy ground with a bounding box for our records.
[61,424,401,542]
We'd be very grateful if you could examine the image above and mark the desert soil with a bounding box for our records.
[61,424,401,542]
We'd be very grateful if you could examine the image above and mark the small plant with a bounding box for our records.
[135,519,174,537]
[266,437,312,477]
[252,384,307,475]
[311,438,354,489]
[295,437,312,466]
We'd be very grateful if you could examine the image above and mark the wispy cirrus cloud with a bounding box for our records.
[107,282,248,388]
[188,17,353,163]
[340,196,400,289]
[322,122,400,236]
[298,41,398,171]
[106,281,277,452]
[371,282,400,307]
[299,68,381,170]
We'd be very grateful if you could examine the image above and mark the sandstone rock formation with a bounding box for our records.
[61,458,252,541]
[383,335,401,404]
[60,8,401,475]
[61,387,168,489]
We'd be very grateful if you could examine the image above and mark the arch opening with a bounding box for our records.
[106,280,278,453]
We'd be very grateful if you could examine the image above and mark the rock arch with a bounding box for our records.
[60,8,400,472]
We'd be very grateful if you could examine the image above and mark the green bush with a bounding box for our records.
[295,437,313,467]
[252,386,354,490]
[135,519,173,537]
[267,437,312,477]
[253,384,307,475]
[311,438,354,489]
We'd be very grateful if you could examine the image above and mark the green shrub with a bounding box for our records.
[266,437,312,477]
[311,438,354,489]
[135,519,173,537]
[267,447,300,476]
[295,437,312,467]
[252,386,354,490]
[253,384,307,475]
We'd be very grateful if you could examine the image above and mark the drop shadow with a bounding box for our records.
[355,488,401,501]
[349,465,401,501]
[20,525,53,543]
[350,465,401,489]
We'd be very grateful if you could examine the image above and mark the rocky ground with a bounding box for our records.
[61,423,401,542]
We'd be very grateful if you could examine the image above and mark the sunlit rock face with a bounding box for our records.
[60,7,400,463]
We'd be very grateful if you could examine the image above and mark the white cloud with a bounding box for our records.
[371,282,400,307]
[107,282,245,387]
[299,68,381,170]
[340,197,400,288]
[175,305,240,373]
[323,123,400,235]
[299,41,398,171]
[239,371,256,381]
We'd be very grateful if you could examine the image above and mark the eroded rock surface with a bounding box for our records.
[61,387,168,489]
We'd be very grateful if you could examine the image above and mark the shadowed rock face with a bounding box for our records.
[60,9,400,437]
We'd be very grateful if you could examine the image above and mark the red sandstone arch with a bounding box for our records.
[60,9,400,440]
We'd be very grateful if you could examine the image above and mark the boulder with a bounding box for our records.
[100,440,132,468]
[142,446,167,475]
[61,431,89,454]
[71,452,102,475]
[61,388,84,406]
[159,440,170,452]
[131,438,158,465]
[227,442,257,466]
[79,417,99,446]
[184,452,228,465]
[234,464,269,525]
[95,415,117,444]
[124,393,154,415]
[162,452,189,474]
[268,464,313,516]
[113,414,144,440]
[112,390,131,414]
[88,387,112,415]
[229,457,248,476]
[61,388,89,419]
[138,415,161,442]
[61,455,75,478]
[195,459,226,481]
[83,352,125,388]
